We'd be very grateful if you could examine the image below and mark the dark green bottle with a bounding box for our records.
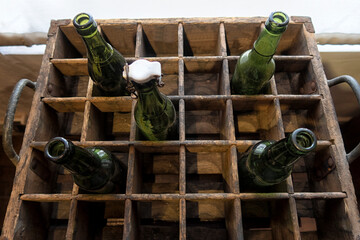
[238,128,316,187]
[231,11,289,95]
[73,13,127,96]
[126,59,177,141]
[44,137,126,193]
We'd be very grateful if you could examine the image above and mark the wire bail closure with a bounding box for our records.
[123,62,165,99]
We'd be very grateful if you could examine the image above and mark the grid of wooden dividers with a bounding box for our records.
[2,17,360,240]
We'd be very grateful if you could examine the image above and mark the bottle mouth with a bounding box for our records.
[73,13,97,36]
[291,128,317,153]
[265,11,289,34]
[44,137,72,163]
[73,13,94,28]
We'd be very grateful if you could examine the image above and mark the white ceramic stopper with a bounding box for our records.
[123,59,161,84]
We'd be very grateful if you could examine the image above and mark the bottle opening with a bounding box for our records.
[265,11,289,34]
[44,137,70,163]
[48,141,65,157]
[73,13,95,30]
[292,128,317,152]
[271,12,288,25]
[75,13,90,26]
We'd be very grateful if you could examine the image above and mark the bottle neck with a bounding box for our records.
[81,31,114,63]
[133,79,166,115]
[253,11,289,57]
[44,137,101,176]
[73,13,113,63]
[265,128,316,168]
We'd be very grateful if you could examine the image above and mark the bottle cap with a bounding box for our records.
[123,59,162,84]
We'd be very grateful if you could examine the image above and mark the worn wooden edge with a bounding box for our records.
[303,26,360,237]
[19,192,347,202]
[53,16,313,27]
[41,97,87,112]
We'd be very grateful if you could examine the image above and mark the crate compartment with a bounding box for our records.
[139,23,179,57]
[232,97,281,140]
[12,200,70,240]
[133,146,180,194]
[33,101,84,142]
[46,64,89,97]
[242,199,296,240]
[280,98,330,140]
[83,103,132,141]
[295,198,353,240]
[186,199,239,240]
[136,200,179,240]
[186,148,233,193]
[184,58,226,95]
[275,61,318,95]
[224,22,262,56]
[101,23,138,58]
[71,201,125,240]
[185,98,228,140]
[182,23,221,56]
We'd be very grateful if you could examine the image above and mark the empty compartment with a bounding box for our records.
[133,146,180,194]
[280,98,330,140]
[242,199,296,240]
[186,199,240,240]
[74,200,125,240]
[275,61,318,95]
[13,200,71,240]
[295,198,352,239]
[140,23,179,57]
[185,98,228,140]
[184,58,226,95]
[34,101,84,142]
[137,200,179,239]
[84,102,132,141]
[46,63,89,97]
[183,23,221,56]
[186,147,234,193]
[101,23,138,57]
[232,97,280,140]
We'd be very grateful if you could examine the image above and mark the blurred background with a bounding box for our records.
[0,0,360,230]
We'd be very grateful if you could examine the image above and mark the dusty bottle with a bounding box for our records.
[44,137,126,193]
[238,128,317,187]
[73,12,127,96]
[231,11,289,95]
[124,59,177,141]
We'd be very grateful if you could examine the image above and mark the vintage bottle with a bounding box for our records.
[44,137,126,193]
[231,11,289,95]
[124,59,177,141]
[238,128,317,187]
[73,12,127,96]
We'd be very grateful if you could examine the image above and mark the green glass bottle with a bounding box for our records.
[44,137,126,193]
[125,59,177,141]
[73,13,127,96]
[238,128,317,188]
[231,11,289,95]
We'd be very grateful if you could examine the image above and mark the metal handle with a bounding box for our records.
[2,79,36,166]
[328,75,360,164]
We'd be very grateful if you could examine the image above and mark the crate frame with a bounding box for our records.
[2,16,360,239]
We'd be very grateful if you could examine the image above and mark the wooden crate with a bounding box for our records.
[2,16,360,240]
